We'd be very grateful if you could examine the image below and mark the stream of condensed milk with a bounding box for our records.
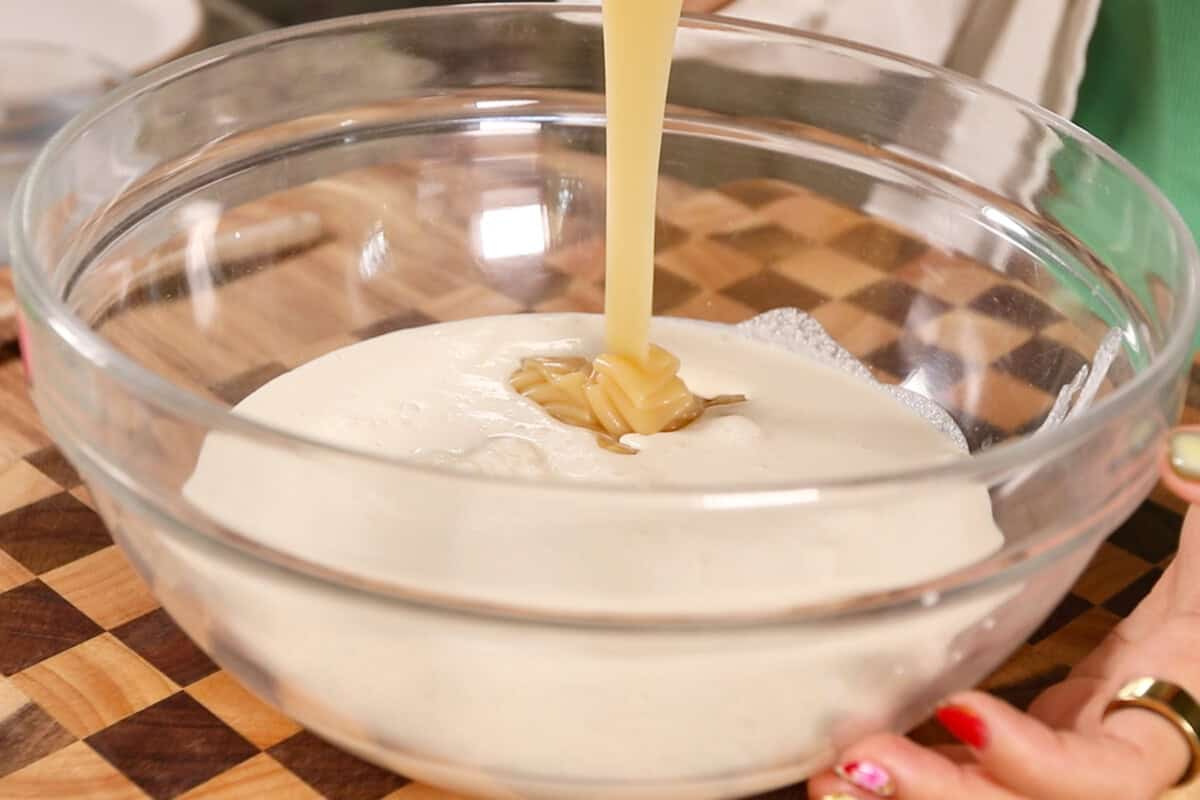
[512,0,743,450]
[600,0,682,362]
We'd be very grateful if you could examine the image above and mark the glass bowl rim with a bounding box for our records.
[9,4,1200,627]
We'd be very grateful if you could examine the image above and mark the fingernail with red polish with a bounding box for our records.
[834,759,896,796]
[936,703,988,749]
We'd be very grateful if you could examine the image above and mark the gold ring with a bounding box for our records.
[1105,677,1200,787]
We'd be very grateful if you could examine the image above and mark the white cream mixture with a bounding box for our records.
[168,312,1013,796]
[224,312,970,483]
[184,312,1001,613]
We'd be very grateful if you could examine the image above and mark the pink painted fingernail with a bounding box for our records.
[834,759,896,796]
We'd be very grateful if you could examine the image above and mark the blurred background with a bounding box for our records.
[2,0,526,263]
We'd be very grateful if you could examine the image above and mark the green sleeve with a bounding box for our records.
[1074,0,1200,245]
[1063,0,1200,347]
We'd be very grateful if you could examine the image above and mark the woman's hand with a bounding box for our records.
[809,432,1200,800]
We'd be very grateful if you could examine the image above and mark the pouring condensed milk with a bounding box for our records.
[186,0,1005,673]
[512,0,744,455]
[192,0,998,491]
[180,2,1009,795]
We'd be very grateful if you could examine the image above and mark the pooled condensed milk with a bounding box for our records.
[511,0,746,449]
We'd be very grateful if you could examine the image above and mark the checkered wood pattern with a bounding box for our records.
[0,161,1196,799]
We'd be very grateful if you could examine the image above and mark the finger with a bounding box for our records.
[1107,581,1169,644]
[1103,705,1193,791]
[936,691,1185,800]
[1166,504,1200,612]
[1099,513,1188,642]
[1103,478,1200,621]
[1028,676,1102,728]
[808,733,1022,799]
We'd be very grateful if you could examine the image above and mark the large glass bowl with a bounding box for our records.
[10,6,1200,798]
